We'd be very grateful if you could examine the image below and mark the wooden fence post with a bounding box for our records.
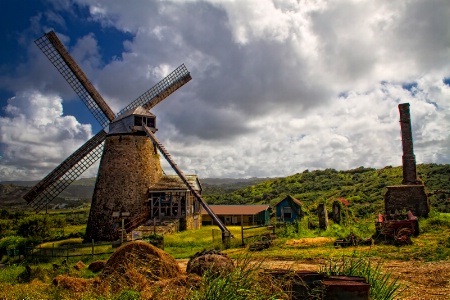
[66,244,69,260]
[241,216,244,246]
[92,239,94,258]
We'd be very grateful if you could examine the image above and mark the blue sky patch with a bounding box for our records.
[401,82,418,91]
[444,77,450,86]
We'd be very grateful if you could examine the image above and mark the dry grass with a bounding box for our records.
[383,260,450,299]
[88,260,106,272]
[285,237,335,248]
[99,241,181,294]
[0,280,51,299]
[187,253,234,276]
[102,241,180,278]
[140,274,202,299]
[73,260,86,270]
[45,243,289,299]
[186,249,234,277]
[52,275,100,293]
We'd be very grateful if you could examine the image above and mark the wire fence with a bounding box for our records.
[26,241,115,259]
[5,237,164,260]
[241,225,276,246]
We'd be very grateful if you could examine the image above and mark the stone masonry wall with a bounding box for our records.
[185,214,201,230]
[384,185,430,218]
[85,134,162,241]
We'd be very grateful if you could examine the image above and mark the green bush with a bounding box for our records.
[0,219,14,238]
[17,215,53,240]
[0,236,27,257]
[275,222,299,238]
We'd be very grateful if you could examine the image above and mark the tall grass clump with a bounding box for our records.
[189,255,285,300]
[320,255,406,300]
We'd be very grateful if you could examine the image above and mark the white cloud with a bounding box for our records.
[0,91,94,181]
[1,0,450,182]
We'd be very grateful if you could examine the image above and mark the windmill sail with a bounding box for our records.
[35,31,115,128]
[23,130,107,211]
[27,31,192,215]
[143,125,231,238]
[117,64,192,117]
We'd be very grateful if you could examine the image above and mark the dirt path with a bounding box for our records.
[177,259,450,299]
[383,260,450,299]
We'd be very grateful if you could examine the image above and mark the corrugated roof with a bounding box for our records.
[148,175,200,191]
[200,205,271,216]
[274,195,302,207]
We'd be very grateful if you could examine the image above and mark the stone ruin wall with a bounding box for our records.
[85,134,163,241]
[385,185,430,218]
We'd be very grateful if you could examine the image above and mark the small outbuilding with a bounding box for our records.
[148,175,202,230]
[274,195,303,222]
[201,205,271,226]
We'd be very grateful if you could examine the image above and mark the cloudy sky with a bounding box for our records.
[1,0,449,182]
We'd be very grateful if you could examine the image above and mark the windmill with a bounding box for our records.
[23,31,231,242]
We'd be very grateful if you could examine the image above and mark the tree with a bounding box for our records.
[0,219,13,237]
[17,215,52,240]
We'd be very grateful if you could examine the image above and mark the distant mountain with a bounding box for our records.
[1,164,449,214]
[0,177,271,208]
[0,177,97,187]
[0,184,29,208]
[201,177,273,185]
[201,177,274,195]
[0,180,95,210]
[0,181,39,187]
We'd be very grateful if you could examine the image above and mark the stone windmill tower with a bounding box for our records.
[23,31,230,242]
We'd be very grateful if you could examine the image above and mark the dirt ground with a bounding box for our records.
[177,258,450,299]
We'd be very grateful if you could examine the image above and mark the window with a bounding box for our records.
[135,116,143,126]
[147,118,155,127]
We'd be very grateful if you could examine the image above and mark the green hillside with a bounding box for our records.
[204,164,450,217]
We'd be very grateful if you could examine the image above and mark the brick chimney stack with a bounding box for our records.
[398,103,418,185]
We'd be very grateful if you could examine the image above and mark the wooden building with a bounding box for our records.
[274,195,303,222]
[201,205,271,226]
[148,175,202,230]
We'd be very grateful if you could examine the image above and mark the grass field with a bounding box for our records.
[0,213,448,299]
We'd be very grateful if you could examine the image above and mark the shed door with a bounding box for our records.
[283,207,292,220]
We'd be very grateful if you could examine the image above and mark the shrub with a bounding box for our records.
[0,219,14,238]
[189,255,285,300]
[0,236,27,257]
[17,215,53,240]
